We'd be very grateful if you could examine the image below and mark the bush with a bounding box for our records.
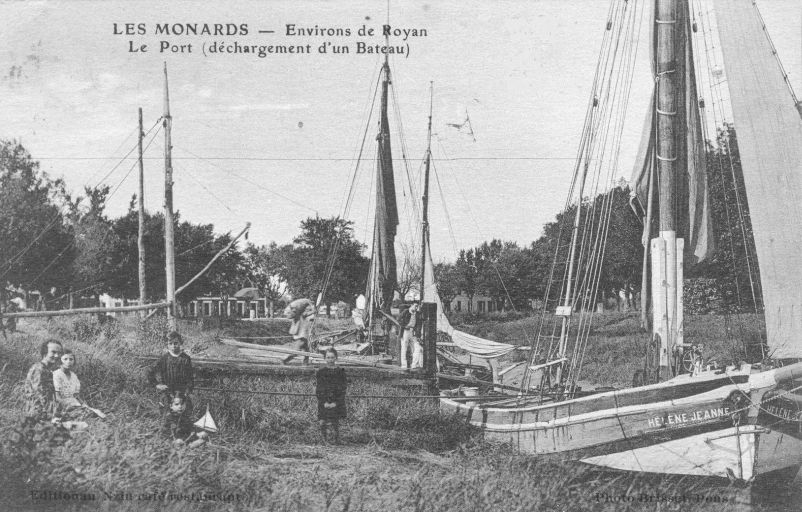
[0,420,80,505]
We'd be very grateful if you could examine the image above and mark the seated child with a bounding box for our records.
[163,392,207,447]
[148,331,194,416]
[52,350,91,421]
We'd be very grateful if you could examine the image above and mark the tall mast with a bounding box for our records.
[163,63,177,330]
[374,50,398,316]
[420,82,433,302]
[137,107,147,315]
[655,0,679,379]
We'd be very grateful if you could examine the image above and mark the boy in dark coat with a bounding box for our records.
[149,331,194,416]
[315,348,347,444]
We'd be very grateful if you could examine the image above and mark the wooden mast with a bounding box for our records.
[420,82,433,302]
[654,0,680,379]
[137,107,147,316]
[163,63,177,330]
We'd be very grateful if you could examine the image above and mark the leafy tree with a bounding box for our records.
[534,184,642,309]
[242,242,287,302]
[279,216,369,312]
[595,186,643,298]
[107,206,245,305]
[65,185,119,296]
[688,126,760,312]
[453,249,478,312]
[432,262,459,307]
[0,140,74,292]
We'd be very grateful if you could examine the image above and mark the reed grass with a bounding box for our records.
[0,312,795,511]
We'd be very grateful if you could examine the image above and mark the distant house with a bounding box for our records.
[444,293,502,314]
[187,296,270,319]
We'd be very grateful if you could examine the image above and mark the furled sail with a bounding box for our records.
[714,0,802,360]
[423,240,516,359]
[371,61,399,314]
[630,0,713,264]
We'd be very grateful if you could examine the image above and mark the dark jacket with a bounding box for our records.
[162,408,194,441]
[148,352,194,394]
[316,366,347,420]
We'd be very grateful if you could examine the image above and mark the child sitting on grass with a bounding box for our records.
[53,350,87,418]
[163,392,207,448]
[148,331,194,416]
[23,339,62,424]
[53,350,105,422]
[315,347,347,444]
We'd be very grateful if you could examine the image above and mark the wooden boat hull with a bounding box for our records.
[440,363,802,481]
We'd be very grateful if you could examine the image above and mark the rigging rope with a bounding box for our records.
[524,0,644,394]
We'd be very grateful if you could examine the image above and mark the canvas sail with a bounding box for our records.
[371,61,399,314]
[422,239,516,359]
[630,0,713,264]
[714,0,802,359]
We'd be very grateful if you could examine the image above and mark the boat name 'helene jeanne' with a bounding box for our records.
[763,404,802,422]
[646,407,730,428]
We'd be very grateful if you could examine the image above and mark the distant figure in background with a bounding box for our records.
[409,308,424,370]
[282,298,315,365]
[351,294,368,343]
[148,331,194,417]
[5,298,19,333]
[23,340,62,423]
[398,304,411,368]
[316,348,347,444]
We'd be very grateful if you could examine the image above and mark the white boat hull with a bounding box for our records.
[440,363,802,482]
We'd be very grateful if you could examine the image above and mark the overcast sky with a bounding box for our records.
[1,0,799,263]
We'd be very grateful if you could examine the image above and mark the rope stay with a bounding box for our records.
[522,0,646,395]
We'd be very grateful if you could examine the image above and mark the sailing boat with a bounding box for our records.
[440,0,802,484]
[364,56,400,339]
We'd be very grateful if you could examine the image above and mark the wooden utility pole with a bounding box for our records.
[163,63,177,330]
[420,82,433,302]
[137,107,147,315]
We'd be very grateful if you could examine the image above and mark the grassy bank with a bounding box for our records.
[0,313,795,511]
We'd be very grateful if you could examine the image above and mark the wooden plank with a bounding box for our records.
[5,301,171,319]
[219,337,409,374]
[436,372,522,394]
[137,355,433,384]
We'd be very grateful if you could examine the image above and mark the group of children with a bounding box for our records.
[23,339,102,430]
[22,328,349,445]
[147,330,348,445]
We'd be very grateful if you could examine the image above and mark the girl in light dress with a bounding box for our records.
[53,350,103,424]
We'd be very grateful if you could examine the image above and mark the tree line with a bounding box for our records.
[0,140,368,312]
[2,128,756,315]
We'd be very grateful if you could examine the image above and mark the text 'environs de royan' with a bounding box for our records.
[113,23,428,41]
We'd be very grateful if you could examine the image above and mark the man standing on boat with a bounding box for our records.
[399,303,423,369]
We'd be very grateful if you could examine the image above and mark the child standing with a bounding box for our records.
[148,331,194,416]
[315,348,347,444]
